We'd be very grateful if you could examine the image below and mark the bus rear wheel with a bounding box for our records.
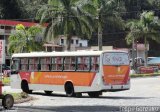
[65,82,75,97]
[88,92,100,98]
[44,91,52,95]
[21,80,32,94]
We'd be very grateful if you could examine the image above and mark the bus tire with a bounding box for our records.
[88,92,100,98]
[21,80,32,94]
[44,91,52,95]
[65,82,75,97]
[2,94,14,109]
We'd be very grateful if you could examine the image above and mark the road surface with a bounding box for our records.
[1,76,160,112]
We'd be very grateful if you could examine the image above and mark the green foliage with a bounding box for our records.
[2,77,10,85]
[130,73,160,78]
[2,92,29,100]
[37,0,94,50]
[126,11,160,44]
[0,0,24,19]
[8,24,44,54]
[20,92,29,98]
[20,0,48,18]
[126,11,160,66]
[90,0,124,30]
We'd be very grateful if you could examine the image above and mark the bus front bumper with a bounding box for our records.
[101,84,130,92]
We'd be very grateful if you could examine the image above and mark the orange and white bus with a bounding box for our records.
[10,50,130,97]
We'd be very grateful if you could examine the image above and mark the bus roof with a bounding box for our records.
[12,50,128,58]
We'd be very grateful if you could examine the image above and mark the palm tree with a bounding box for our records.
[36,0,94,51]
[8,24,43,54]
[126,11,160,66]
[89,0,125,50]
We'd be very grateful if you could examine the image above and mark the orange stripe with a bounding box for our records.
[30,72,96,86]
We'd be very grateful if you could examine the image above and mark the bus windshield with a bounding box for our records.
[103,52,129,65]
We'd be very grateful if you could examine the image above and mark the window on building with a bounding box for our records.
[47,46,52,52]
[76,40,79,45]
[61,39,64,45]
[40,57,51,71]
[0,35,4,40]
[79,43,82,47]
[29,58,39,71]
[71,39,74,44]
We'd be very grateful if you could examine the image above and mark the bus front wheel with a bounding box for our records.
[21,80,32,94]
[88,92,100,98]
[65,82,75,97]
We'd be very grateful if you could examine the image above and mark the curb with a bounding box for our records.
[130,74,160,78]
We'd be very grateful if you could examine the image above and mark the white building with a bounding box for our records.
[44,35,89,51]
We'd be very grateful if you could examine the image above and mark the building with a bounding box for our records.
[44,35,89,51]
[0,20,41,66]
[0,20,90,66]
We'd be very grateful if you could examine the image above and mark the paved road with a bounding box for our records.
[1,76,160,112]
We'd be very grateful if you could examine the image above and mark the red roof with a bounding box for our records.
[0,20,47,27]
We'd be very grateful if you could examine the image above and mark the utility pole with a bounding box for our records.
[132,38,135,70]
[97,9,102,51]
[98,25,102,51]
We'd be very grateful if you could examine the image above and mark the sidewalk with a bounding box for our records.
[2,86,22,93]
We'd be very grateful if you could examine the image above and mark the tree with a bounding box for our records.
[126,11,160,66]
[36,0,94,51]
[90,0,125,50]
[0,0,23,19]
[20,0,48,19]
[8,24,44,54]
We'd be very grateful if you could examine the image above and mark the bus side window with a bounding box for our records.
[51,57,56,70]
[11,59,20,72]
[91,56,99,72]
[77,57,90,71]
[56,57,63,71]
[84,57,90,71]
[64,57,76,71]
[40,57,51,71]
[20,58,28,71]
[77,57,83,71]
[70,57,76,71]
[29,58,39,71]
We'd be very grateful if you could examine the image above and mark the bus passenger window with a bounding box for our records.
[40,57,51,71]
[51,57,56,70]
[20,58,28,71]
[56,57,63,71]
[21,65,28,71]
[64,57,76,71]
[57,64,63,70]
[91,56,99,72]
[12,59,20,71]
[77,57,90,71]
[29,58,39,71]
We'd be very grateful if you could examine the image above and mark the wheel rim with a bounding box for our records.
[6,97,13,107]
